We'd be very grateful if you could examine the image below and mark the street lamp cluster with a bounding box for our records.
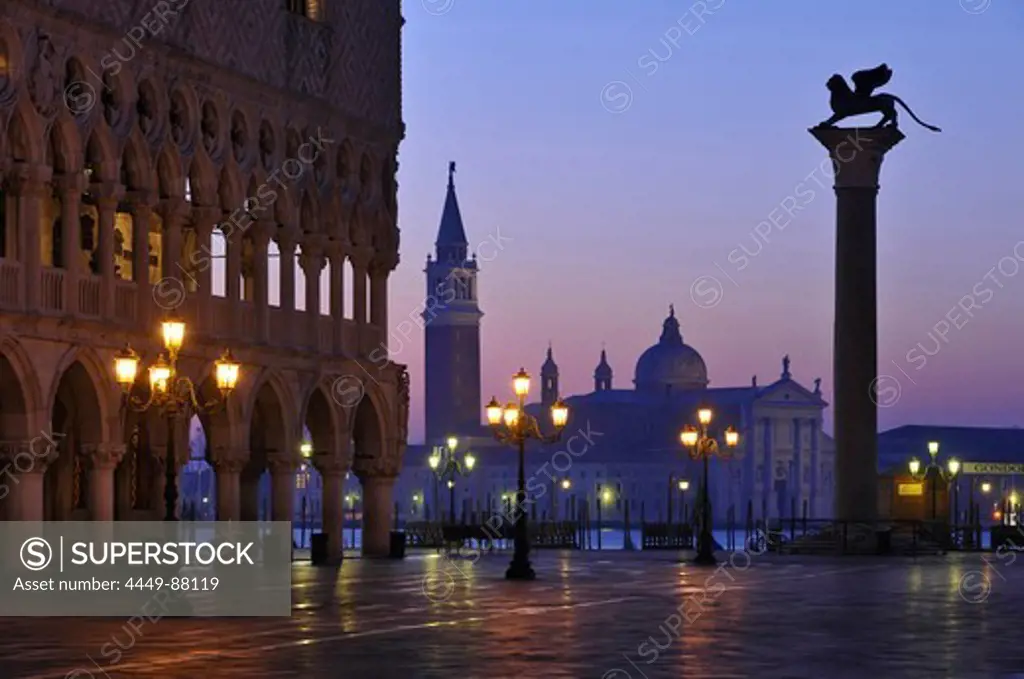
[908,441,960,520]
[680,406,738,566]
[428,436,476,523]
[113,314,241,521]
[486,368,569,581]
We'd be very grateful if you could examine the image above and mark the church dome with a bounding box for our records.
[634,305,708,394]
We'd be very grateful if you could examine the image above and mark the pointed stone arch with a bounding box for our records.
[7,97,44,164]
[47,114,83,174]
[84,125,117,183]
[46,345,118,445]
[156,144,183,199]
[121,131,154,192]
[0,336,44,439]
[301,377,346,459]
[186,153,217,207]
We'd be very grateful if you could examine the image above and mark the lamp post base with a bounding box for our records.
[693,550,717,566]
[505,559,536,581]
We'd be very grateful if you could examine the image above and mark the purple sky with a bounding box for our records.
[389,0,1024,443]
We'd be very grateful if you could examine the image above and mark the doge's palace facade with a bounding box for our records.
[0,0,407,561]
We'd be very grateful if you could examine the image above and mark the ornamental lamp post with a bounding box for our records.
[908,441,959,522]
[486,367,569,580]
[428,437,475,523]
[113,313,240,522]
[678,478,690,524]
[679,405,738,566]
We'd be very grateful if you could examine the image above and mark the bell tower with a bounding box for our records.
[424,162,483,445]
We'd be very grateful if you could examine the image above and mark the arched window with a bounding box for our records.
[287,0,322,21]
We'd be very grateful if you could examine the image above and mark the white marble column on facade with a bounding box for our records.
[94,183,123,320]
[300,236,326,351]
[225,226,243,338]
[359,475,395,557]
[252,220,274,343]
[269,456,296,523]
[13,164,52,311]
[327,241,346,351]
[318,456,347,564]
[56,173,85,312]
[369,263,388,330]
[214,456,245,522]
[129,193,154,327]
[84,444,125,521]
[277,227,299,344]
[792,418,802,515]
[351,248,370,326]
[762,418,773,518]
[190,206,219,334]
[2,441,50,521]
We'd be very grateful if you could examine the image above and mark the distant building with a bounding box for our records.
[395,166,837,521]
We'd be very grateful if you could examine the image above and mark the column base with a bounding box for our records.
[505,559,535,581]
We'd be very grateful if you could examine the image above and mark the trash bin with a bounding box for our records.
[389,530,406,559]
[875,529,892,555]
[310,533,329,565]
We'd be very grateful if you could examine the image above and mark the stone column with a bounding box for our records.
[327,241,346,353]
[84,444,125,521]
[359,475,396,557]
[369,263,389,329]
[214,456,245,522]
[351,249,369,325]
[300,237,326,350]
[810,417,820,518]
[12,164,52,311]
[2,440,53,521]
[268,456,296,523]
[277,228,299,344]
[252,220,275,343]
[129,194,154,327]
[94,183,124,320]
[240,467,261,521]
[56,173,85,312]
[225,227,242,338]
[811,126,904,522]
[792,418,802,512]
[190,206,219,334]
[317,456,347,564]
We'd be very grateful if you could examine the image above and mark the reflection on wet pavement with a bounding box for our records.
[4,550,1024,678]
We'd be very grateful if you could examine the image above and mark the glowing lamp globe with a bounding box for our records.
[679,480,689,491]
[697,407,712,425]
[215,350,240,392]
[908,457,921,477]
[724,426,739,447]
[485,397,503,426]
[464,453,476,471]
[513,368,531,399]
[148,354,172,394]
[161,314,186,354]
[503,403,519,428]
[947,458,961,477]
[680,426,699,448]
[551,398,569,429]
[446,436,458,451]
[113,344,140,390]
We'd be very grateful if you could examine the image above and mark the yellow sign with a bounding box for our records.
[898,483,924,497]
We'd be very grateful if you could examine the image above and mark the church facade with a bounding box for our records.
[0,0,407,560]
[397,167,836,523]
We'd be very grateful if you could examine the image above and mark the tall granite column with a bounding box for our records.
[811,126,904,522]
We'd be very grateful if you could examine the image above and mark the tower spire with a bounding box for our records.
[435,161,468,262]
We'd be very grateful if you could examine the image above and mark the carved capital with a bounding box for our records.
[7,164,52,197]
[158,197,191,228]
[190,206,223,231]
[809,126,904,190]
[267,455,299,475]
[348,247,374,270]
[252,220,276,249]
[276,225,302,252]
[54,172,87,196]
[0,439,57,473]
[82,443,126,470]
[313,454,349,477]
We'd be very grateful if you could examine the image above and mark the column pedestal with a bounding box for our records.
[321,466,346,564]
[269,458,296,523]
[359,476,395,557]
[810,126,904,523]
[214,459,244,522]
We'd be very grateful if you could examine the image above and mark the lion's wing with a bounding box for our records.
[851,64,892,95]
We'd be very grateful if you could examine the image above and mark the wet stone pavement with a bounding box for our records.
[3,549,1024,678]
